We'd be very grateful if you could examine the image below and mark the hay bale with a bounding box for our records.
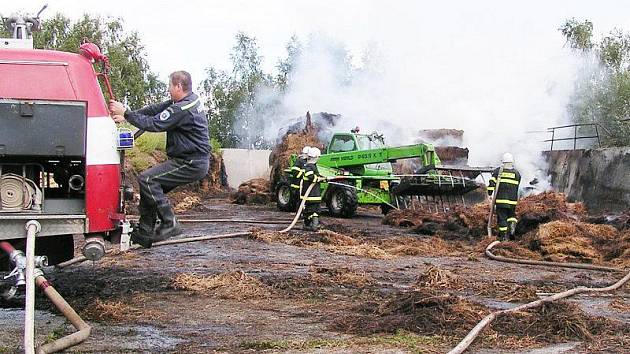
[232,178,271,205]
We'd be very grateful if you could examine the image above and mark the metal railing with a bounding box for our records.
[545,123,601,151]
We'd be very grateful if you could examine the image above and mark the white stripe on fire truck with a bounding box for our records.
[86,116,120,166]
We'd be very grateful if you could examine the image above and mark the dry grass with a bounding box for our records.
[414,265,462,289]
[171,271,272,299]
[332,288,488,336]
[309,266,374,287]
[493,301,628,342]
[608,298,630,312]
[325,244,393,260]
[173,195,201,213]
[530,221,622,263]
[381,236,464,257]
[490,241,543,261]
[82,298,161,322]
[473,280,540,303]
[250,229,393,259]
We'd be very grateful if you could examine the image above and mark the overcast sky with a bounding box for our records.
[4,1,630,85]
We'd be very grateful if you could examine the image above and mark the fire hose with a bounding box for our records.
[1,222,92,354]
[57,184,318,269]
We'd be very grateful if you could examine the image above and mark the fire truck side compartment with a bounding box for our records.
[0,99,86,157]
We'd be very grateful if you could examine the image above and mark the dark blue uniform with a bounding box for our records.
[124,92,210,246]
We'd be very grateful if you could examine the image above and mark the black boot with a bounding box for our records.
[131,207,157,248]
[155,204,182,241]
[130,227,154,248]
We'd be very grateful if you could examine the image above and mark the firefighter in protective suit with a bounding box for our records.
[301,147,324,231]
[289,146,309,204]
[487,153,521,241]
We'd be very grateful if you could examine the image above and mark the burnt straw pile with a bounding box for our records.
[383,192,629,267]
[268,112,339,193]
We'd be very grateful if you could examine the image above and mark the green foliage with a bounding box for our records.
[135,132,166,153]
[560,19,594,51]
[201,32,275,149]
[561,19,630,146]
[209,137,222,154]
[2,13,166,107]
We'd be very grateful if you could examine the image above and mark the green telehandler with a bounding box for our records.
[275,130,486,217]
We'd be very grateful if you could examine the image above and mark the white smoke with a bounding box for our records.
[250,3,593,193]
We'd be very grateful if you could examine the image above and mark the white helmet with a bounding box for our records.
[502,152,514,164]
[301,146,311,154]
[307,147,321,159]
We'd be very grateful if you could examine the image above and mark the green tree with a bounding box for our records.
[2,13,166,107]
[201,32,275,149]
[276,35,302,89]
[561,18,630,146]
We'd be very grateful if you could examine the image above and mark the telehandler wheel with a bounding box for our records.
[276,181,298,212]
[326,184,358,218]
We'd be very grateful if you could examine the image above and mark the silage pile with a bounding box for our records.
[268,112,339,192]
[384,192,629,267]
[232,178,272,205]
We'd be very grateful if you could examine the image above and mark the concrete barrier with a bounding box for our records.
[221,149,271,189]
[545,147,630,212]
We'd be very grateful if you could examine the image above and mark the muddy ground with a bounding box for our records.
[0,199,628,353]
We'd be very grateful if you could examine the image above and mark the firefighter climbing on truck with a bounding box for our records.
[108,71,210,248]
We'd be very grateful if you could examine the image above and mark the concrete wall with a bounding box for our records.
[545,148,630,212]
[221,148,271,189]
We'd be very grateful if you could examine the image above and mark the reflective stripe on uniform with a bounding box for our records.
[180,97,201,111]
[290,184,300,189]
[507,217,518,223]
[496,199,518,205]
[307,213,319,219]
[499,178,519,185]
[500,172,516,179]
[498,226,508,231]
[487,186,495,191]
[300,196,322,201]
[489,177,497,183]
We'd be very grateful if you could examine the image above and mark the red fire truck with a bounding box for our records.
[0,11,131,275]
